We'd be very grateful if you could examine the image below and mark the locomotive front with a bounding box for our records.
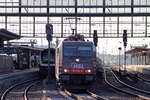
[56,41,96,89]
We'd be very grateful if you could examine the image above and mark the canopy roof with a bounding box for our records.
[126,47,150,55]
[0,29,20,41]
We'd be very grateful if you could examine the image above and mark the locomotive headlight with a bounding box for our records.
[85,69,92,73]
[64,69,68,72]
[76,58,80,62]
[87,69,91,73]
[64,69,69,73]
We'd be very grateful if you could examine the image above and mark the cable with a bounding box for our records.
[64,8,73,30]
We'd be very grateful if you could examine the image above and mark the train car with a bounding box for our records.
[55,35,96,89]
[0,54,14,74]
[39,48,55,78]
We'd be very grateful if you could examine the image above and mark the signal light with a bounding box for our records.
[46,24,53,35]
[93,30,98,47]
[123,30,127,46]
[46,24,53,41]
[123,30,127,42]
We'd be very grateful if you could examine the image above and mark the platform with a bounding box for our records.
[0,68,39,80]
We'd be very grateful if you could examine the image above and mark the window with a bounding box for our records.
[41,51,55,63]
[77,46,92,56]
[42,54,55,63]
[64,46,76,56]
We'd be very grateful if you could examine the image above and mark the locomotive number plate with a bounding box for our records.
[71,63,84,68]
[72,69,84,73]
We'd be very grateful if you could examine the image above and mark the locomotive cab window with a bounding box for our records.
[64,46,76,56]
[77,46,92,57]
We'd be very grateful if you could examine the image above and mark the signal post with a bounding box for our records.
[123,30,127,74]
[46,24,53,81]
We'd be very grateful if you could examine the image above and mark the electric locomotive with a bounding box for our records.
[39,48,55,78]
[55,34,96,89]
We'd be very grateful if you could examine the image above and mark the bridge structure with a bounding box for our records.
[0,0,150,38]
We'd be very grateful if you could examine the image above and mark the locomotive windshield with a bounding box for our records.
[77,46,92,56]
[64,46,92,57]
[64,46,76,56]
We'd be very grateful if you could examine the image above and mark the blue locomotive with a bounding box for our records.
[55,34,96,89]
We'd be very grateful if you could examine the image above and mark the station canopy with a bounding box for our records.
[14,45,44,51]
[126,47,150,55]
[0,29,20,41]
[1,0,150,38]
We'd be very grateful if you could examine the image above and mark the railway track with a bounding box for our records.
[1,78,39,100]
[27,79,67,100]
[138,74,150,83]
[86,90,108,100]
[24,80,40,100]
[112,71,150,95]
[104,68,150,100]
[119,73,150,95]
[63,89,107,100]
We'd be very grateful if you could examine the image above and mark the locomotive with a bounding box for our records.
[39,48,55,78]
[55,34,96,89]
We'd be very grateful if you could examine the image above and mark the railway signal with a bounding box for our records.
[46,24,53,81]
[46,24,53,41]
[118,47,122,73]
[123,30,127,47]
[123,30,127,74]
[93,30,98,47]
